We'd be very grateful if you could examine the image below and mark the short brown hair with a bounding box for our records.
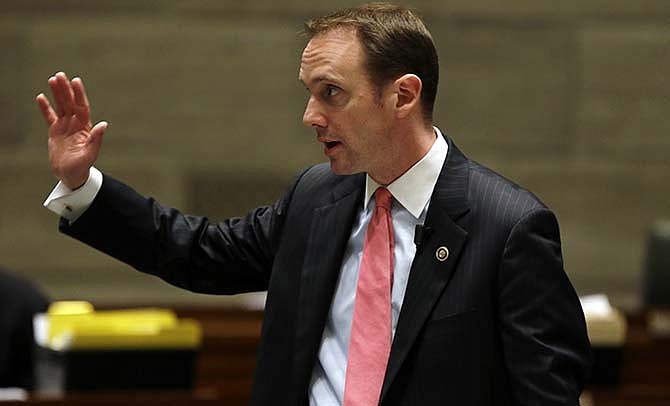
[304,2,439,122]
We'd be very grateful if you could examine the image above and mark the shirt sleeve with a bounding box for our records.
[43,167,103,223]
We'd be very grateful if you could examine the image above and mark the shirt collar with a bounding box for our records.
[364,127,449,218]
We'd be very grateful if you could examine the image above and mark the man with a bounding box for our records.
[37,3,591,405]
[0,268,50,389]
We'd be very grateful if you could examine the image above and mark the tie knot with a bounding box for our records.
[375,187,393,211]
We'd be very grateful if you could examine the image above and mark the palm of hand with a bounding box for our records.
[37,72,107,190]
[48,115,96,181]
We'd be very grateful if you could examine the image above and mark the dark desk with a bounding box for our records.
[588,385,670,406]
[5,391,220,405]
[586,312,670,406]
[176,308,263,404]
[179,308,670,406]
[20,308,670,405]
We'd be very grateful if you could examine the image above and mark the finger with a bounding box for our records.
[35,93,58,126]
[71,77,91,125]
[89,121,108,145]
[48,75,65,117]
[56,72,76,116]
[71,77,90,108]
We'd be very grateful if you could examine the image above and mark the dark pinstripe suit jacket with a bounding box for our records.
[61,134,591,405]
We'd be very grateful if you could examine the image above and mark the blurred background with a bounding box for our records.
[0,0,668,310]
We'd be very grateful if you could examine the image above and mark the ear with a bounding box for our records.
[393,74,422,119]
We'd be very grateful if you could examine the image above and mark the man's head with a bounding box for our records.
[299,3,440,184]
[304,3,439,123]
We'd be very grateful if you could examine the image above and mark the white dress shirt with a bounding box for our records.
[43,166,103,222]
[308,129,448,405]
[43,128,449,406]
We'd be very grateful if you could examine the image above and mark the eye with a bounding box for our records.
[319,84,347,107]
[325,85,340,97]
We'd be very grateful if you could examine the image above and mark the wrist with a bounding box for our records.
[62,170,89,191]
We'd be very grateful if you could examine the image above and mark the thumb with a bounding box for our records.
[88,121,108,147]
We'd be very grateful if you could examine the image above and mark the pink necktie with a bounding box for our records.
[344,187,394,406]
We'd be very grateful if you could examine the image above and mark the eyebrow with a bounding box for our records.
[298,74,341,88]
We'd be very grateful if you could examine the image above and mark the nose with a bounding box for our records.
[302,96,326,128]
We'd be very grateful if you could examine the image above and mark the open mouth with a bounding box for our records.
[325,141,341,149]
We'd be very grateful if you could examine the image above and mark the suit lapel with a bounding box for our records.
[291,173,364,399]
[381,137,472,402]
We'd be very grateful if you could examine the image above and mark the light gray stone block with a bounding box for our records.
[431,20,575,163]
[0,25,25,146]
[577,24,670,164]
[186,170,295,221]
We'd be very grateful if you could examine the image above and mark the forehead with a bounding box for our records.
[299,28,365,84]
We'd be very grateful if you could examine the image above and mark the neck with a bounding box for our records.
[369,122,436,186]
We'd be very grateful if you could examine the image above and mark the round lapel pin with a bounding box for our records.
[436,246,449,262]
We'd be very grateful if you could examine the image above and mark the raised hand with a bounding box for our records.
[36,72,107,190]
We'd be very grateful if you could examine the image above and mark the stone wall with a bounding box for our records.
[1,0,668,309]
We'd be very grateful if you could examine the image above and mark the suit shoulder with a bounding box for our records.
[295,163,337,188]
[278,163,362,214]
[466,160,550,225]
[294,163,361,196]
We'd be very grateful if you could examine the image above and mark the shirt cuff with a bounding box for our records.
[43,167,103,223]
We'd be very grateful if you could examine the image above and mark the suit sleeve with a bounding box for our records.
[59,172,302,295]
[498,208,592,405]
